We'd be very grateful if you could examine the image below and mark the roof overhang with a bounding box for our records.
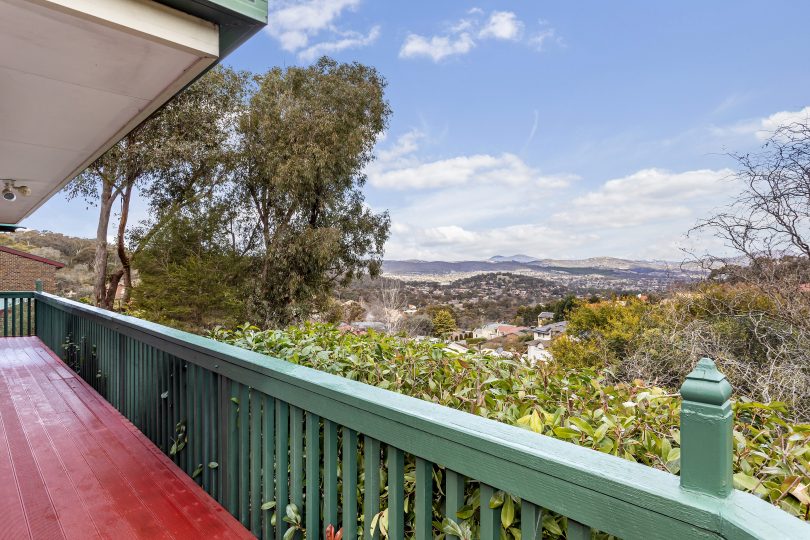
[0,0,222,223]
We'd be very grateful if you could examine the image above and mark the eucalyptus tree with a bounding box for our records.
[66,66,246,308]
[234,58,391,326]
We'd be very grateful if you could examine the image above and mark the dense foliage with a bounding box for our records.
[211,324,810,535]
[551,283,810,420]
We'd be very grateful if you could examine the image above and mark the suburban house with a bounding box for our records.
[0,245,64,292]
[473,322,501,339]
[496,324,530,336]
[526,338,553,364]
[533,320,569,342]
[537,311,555,325]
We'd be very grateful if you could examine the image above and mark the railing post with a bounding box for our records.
[35,279,43,293]
[679,357,733,497]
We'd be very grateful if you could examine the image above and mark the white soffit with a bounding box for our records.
[0,0,219,223]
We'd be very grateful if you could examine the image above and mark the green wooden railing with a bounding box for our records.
[30,292,810,540]
[0,291,36,337]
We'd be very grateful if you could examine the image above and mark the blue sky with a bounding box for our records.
[24,1,810,261]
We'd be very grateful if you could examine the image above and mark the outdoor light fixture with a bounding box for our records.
[1,180,31,202]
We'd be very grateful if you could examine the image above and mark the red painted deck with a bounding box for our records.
[0,337,254,540]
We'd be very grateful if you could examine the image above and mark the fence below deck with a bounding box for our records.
[0,291,36,337]
[31,291,810,540]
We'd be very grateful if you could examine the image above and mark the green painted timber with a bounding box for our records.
[323,419,338,529]
[414,458,433,540]
[156,0,267,59]
[569,519,592,540]
[521,501,542,540]
[342,427,359,540]
[387,446,404,540]
[305,412,321,540]
[262,395,275,540]
[444,470,465,539]
[33,292,810,540]
[1,292,35,337]
[363,436,380,540]
[479,484,500,540]
[680,358,734,498]
[275,400,289,540]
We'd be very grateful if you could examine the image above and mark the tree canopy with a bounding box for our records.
[126,58,391,328]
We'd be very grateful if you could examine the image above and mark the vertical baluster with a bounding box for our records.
[305,412,321,540]
[262,395,275,540]
[250,390,262,536]
[521,501,542,540]
[127,335,135,422]
[11,297,16,336]
[387,446,404,540]
[290,406,304,511]
[201,365,211,491]
[4,298,8,336]
[160,349,167,446]
[445,470,466,539]
[179,357,188,472]
[26,298,31,336]
[479,484,500,540]
[323,419,338,530]
[239,384,250,526]
[173,356,182,461]
[135,341,142,425]
[341,427,358,540]
[227,379,239,515]
[191,363,201,474]
[567,519,591,540]
[275,400,289,540]
[147,347,155,441]
[215,373,225,505]
[157,351,165,453]
[415,457,433,540]
[363,436,380,540]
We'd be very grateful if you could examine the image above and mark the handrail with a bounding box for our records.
[33,292,810,540]
[0,291,35,298]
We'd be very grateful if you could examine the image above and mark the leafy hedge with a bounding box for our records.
[210,323,810,535]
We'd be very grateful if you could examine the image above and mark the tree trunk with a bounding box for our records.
[93,181,115,307]
[116,183,134,304]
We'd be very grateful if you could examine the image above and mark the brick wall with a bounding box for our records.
[0,251,58,292]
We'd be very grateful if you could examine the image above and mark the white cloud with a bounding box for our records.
[399,10,557,62]
[530,28,561,51]
[267,0,378,60]
[371,152,544,189]
[370,130,744,260]
[554,168,735,228]
[399,33,476,62]
[297,26,380,61]
[709,105,810,141]
[386,223,595,261]
[479,11,523,41]
[758,106,810,139]
[369,130,577,191]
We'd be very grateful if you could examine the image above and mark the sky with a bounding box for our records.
[23,1,810,261]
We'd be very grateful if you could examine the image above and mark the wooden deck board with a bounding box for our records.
[0,337,254,540]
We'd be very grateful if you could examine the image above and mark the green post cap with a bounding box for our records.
[680,358,732,405]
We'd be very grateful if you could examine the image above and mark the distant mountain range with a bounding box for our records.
[385,255,696,274]
[382,256,702,286]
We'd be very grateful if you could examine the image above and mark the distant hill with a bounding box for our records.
[489,254,539,263]
[0,230,95,297]
[382,255,702,289]
[384,256,694,274]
